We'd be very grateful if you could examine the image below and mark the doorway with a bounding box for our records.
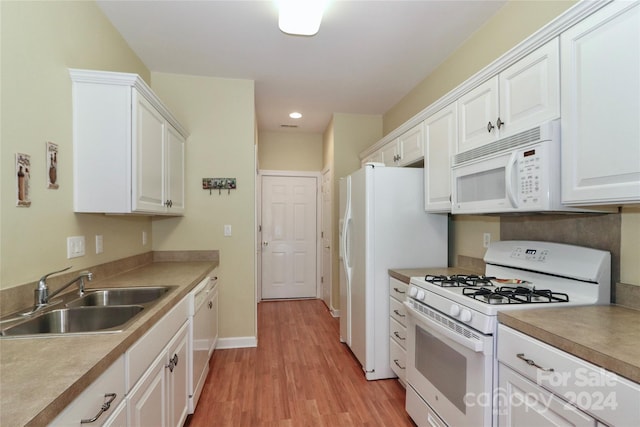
[259,172,320,300]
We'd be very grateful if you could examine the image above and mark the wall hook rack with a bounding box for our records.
[202,178,237,195]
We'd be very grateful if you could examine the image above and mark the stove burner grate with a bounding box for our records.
[462,286,569,304]
[424,274,497,287]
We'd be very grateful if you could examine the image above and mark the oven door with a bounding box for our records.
[404,300,494,427]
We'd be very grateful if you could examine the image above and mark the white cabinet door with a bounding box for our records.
[70,69,188,216]
[561,0,640,205]
[457,77,499,153]
[128,352,167,427]
[500,38,560,137]
[424,103,456,212]
[397,123,424,166]
[166,125,185,214]
[499,364,597,427]
[133,91,166,214]
[380,140,400,166]
[457,38,560,154]
[167,323,189,427]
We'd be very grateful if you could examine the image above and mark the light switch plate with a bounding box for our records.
[67,236,85,259]
[224,225,232,237]
[95,235,103,254]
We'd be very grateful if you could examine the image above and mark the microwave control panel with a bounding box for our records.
[517,148,542,204]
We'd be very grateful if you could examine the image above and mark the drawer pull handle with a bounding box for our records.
[393,359,405,370]
[517,353,554,372]
[393,331,405,340]
[393,309,405,318]
[166,354,179,372]
[393,287,406,294]
[80,393,116,424]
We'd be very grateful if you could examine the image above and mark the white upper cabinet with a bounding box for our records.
[457,38,560,154]
[71,69,188,215]
[397,122,424,166]
[380,140,400,166]
[561,0,640,205]
[424,103,457,212]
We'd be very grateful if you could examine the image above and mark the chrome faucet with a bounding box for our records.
[34,267,93,307]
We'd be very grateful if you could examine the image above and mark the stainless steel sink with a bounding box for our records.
[1,306,144,336]
[66,286,173,307]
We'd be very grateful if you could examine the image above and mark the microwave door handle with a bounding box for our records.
[505,152,519,208]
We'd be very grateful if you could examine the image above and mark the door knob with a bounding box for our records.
[262,241,269,247]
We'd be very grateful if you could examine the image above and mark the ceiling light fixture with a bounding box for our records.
[289,112,302,119]
[277,0,327,36]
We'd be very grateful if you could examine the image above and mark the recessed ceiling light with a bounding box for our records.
[289,112,302,119]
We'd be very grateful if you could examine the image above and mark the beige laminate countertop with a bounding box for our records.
[499,305,640,384]
[0,260,217,427]
[389,267,482,284]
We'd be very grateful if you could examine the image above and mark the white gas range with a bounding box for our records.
[403,240,611,427]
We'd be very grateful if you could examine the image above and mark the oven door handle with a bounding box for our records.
[404,301,485,353]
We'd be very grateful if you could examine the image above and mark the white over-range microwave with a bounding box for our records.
[452,119,578,214]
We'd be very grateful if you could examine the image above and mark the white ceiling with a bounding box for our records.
[97,0,506,133]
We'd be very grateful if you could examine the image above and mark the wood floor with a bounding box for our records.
[185,299,415,426]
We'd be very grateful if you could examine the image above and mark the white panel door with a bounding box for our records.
[133,91,165,213]
[561,0,640,205]
[424,103,456,212]
[499,38,560,137]
[457,77,499,153]
[261,176,317,299]
[166,125,185,214]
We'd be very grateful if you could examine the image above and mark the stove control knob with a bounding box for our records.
[460,309,472,323]
[416,290,426,301]
[408,286,418,298]
[449,305,461,317]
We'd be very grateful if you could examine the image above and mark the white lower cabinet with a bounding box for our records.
[498,325,640,427]
[389,277,408,383]
[49,356,126,426]
[128,322,189,427]
[499,364,597,426]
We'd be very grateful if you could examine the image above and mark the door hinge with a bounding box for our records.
[321,276,324,283]
[258,225,262,232]
[321,231,324,238]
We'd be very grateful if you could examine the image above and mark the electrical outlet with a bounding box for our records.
[95,235,103,254]
[224,225,232,237]
[67,236,86,259]
[483,233,491,248]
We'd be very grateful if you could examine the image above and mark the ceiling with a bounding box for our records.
[97,0,506,134]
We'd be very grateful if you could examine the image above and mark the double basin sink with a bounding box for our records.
[1,286,176,337]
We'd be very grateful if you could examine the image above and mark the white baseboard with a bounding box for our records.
[215,336,258,349]
[331,308,340,318]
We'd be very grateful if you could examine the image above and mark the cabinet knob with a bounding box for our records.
[208,301,213,309]
[496,117,505,129]
[487,121,495,133]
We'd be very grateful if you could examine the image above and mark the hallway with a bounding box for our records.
[186,299,414,426]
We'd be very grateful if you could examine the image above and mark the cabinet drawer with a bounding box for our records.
[127,295,189,390]
[390,317,407,348]
[389,277,408,301]
[50,356,125,426]
[498,325,640,426]
[390,297,407,326]
[389,337,406,381]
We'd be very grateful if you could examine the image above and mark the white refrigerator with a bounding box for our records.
[339,163,447,380]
